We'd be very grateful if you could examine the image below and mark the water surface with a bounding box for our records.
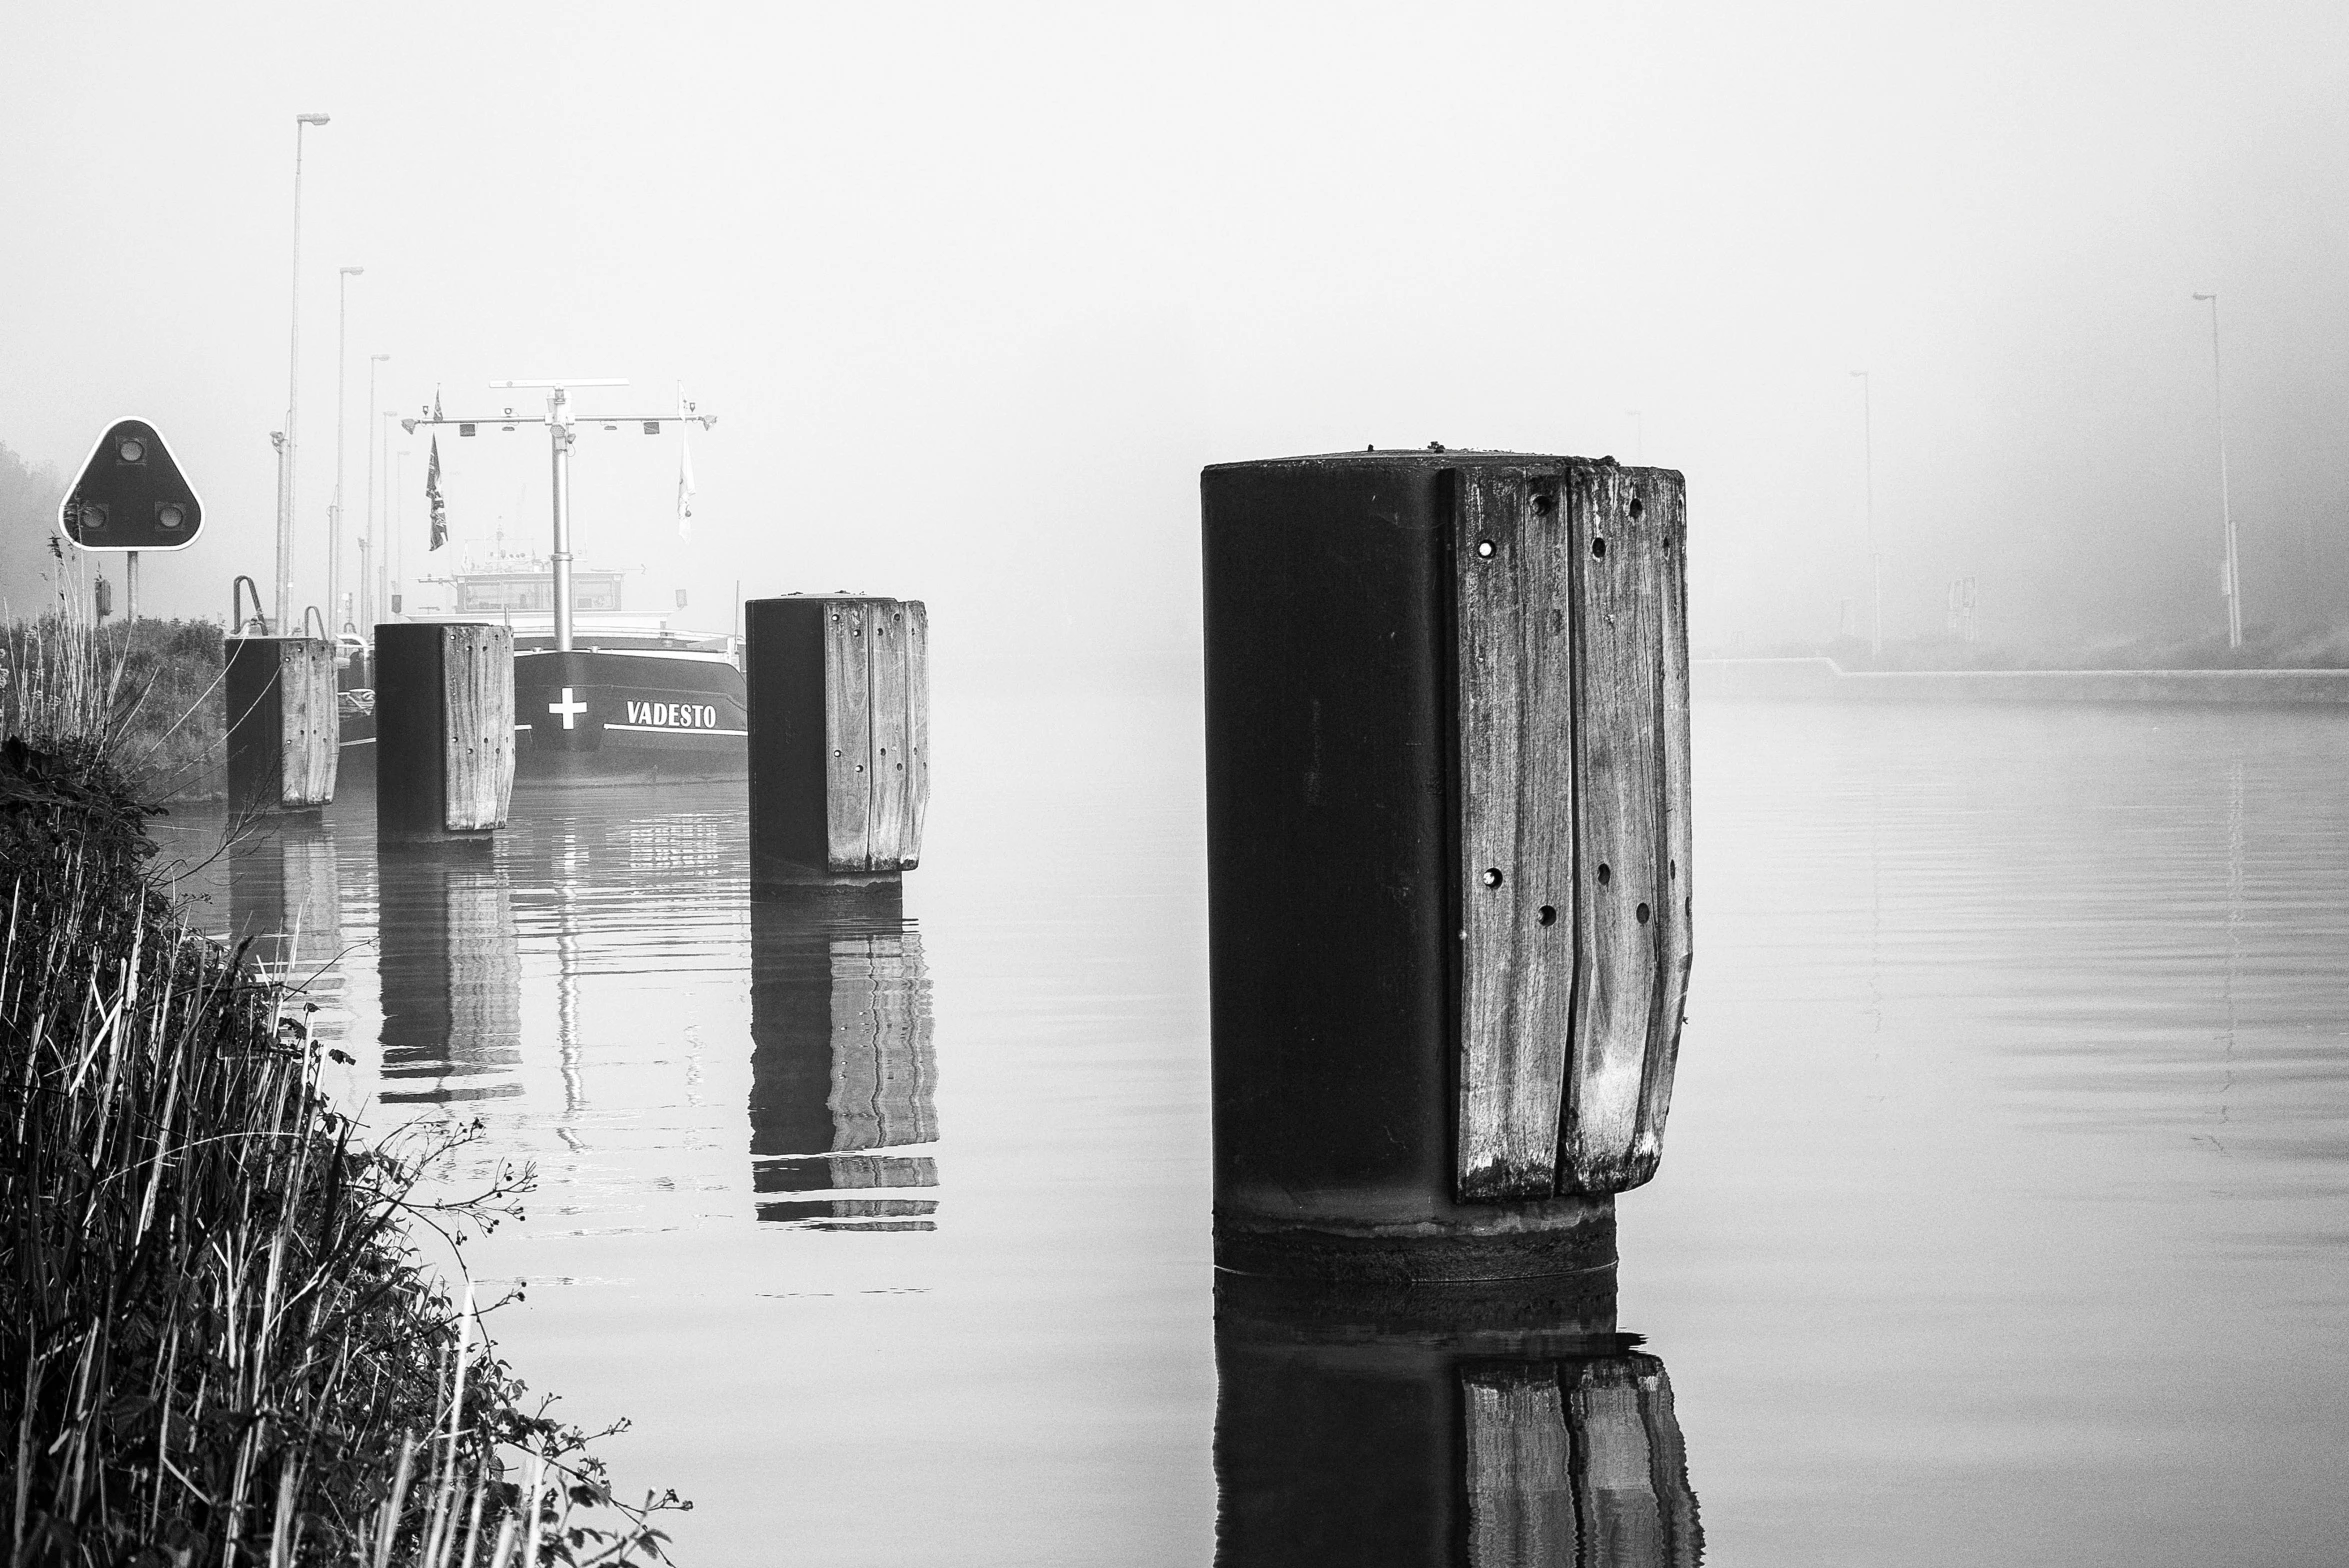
[159,690,2349,1565]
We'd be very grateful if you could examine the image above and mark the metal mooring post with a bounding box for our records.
[374,622,516,846]
[745,595,930,887]
[1202,450,1692,1286]
[224,635,339,815]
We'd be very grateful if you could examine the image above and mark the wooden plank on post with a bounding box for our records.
[1562,465,1665,1192]
[867,603,910,868]
[823,602,873,871]
[1637,475,1694,1183]
[279,639,339,805]
[440,625,513,832]
[1454,467,1577,1201]
[903,600,930,868]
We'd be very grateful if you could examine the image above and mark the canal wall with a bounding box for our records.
[1695,656,2349,706]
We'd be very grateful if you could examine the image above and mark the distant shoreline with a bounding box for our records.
[1694,657,2349,706]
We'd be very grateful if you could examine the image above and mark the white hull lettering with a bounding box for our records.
[623,700,722,730]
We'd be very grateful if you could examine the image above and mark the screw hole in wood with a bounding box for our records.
[1476,539,1495,558]
[1596,863,1611,885]
[1629,496,1645,520]
[1536,905,1556,926]
[1481,867,1504,888]
[1591,536,1607,559]
[1636,902,1651,924]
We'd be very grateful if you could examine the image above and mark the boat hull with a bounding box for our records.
[513,646,747,783]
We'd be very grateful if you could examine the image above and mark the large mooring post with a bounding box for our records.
[1203,451,1691,1285]
[224,636,338,814]
[374,623,515,845]
[745,596,929,883]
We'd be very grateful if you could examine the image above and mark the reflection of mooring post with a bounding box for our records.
[374,623,515,845]
[748,883,939,1230]
[1213,1277,1701,1566]
[1202,451,1692,1285]
[375,847,523,1105]
[744,596,929,886]
[224,635,339,814]
[228,823,344,1027]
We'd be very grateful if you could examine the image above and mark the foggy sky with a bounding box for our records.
[4,0,2345,662]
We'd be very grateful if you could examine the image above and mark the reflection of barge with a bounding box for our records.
[348,554,746,785]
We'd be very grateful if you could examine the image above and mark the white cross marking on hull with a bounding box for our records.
[549,688,590,729]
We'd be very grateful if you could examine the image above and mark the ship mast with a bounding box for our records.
[402,378,716,652]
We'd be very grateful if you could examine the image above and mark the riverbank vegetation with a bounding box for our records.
[2,610,226,801]
[1,626,679,1565]
[1731,623,2349,673]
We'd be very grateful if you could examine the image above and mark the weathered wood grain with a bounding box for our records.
[1637,476,1694,1183]
[1455,468,1577,1201]
[1462,1367,1577,1567]
[822,603,872,871]
[902,600,930,867]
[225,637,337,811]
[439,625,514,831]
[279,638,338,806]
[867,603,910,868]
[1562,465,1664,1191]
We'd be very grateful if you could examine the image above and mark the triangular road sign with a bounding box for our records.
[59,418,204,552]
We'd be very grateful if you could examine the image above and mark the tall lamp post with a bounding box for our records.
[364,352,390,633]
[331,265,364,636]
[279,111,330,632]
[393,449,410,615]
[2192,292,2243,650]
[1851,369,1881,659]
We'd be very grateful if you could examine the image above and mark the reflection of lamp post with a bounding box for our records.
[1851,369,1881,659]
[2192,292,2243,649]
[364,353,390,632]
[280,112,330,631]
[331,265,365,635]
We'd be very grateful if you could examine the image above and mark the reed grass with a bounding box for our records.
[0,615,228,804]
[2,665,680,1563]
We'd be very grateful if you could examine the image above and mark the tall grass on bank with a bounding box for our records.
[1,742,680,1560]
[1,614,228,803]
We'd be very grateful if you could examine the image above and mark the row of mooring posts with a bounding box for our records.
[221,593,931,878]
[223,448,1695,1555]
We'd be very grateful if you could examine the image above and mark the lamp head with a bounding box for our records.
[372,353,391,363]
[297,112,331,126]
[341,265,365,277]
[2193,292,2216,301]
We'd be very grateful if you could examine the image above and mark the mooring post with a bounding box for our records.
[744,595,929,884]
[374,623,515,845]
[1202,450,1691,1286]
[224,635,339,814]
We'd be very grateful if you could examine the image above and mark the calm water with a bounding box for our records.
[158,690,2349,1565]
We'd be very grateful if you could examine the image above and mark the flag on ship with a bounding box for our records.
[426,389,448,550]
[426,436,446,550]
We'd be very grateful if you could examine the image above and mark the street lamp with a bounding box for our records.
[1850,370,1881,659]
[363,354,390,633]
[332,265,364,636]
[2192,292,2242,649]
[279,111,330,631]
